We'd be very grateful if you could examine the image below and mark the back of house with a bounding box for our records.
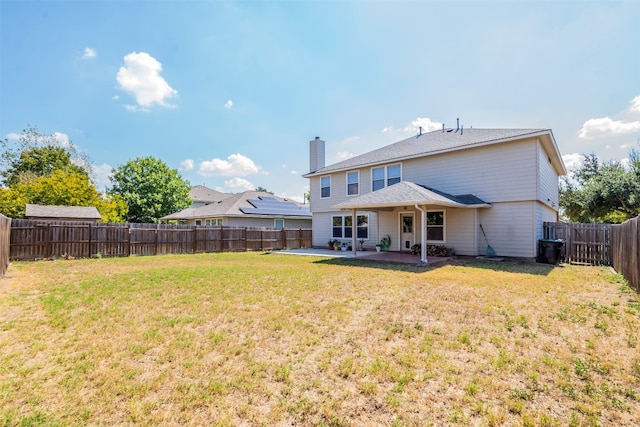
[304,128,566,260]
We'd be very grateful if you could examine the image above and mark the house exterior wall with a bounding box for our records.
[537,140,560,209]
[182,217,311,229]
[477,201,537,258]
[402,138,539,202]
[308,135,561,258]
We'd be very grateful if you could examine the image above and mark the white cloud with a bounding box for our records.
[577,117,640,139]
[83,47,97,59]
[224,177,254,192]
[180,159,194,171]
[198,153,262,177]
[290,170,298,175]
[629,95,640,113]
[578,95,640,139]
[562,153,584,171]
[224,99,233,109]
[116,52,177,109]
[5,132,20,140]
[404,117,443,134]
[382,126,393,133]
[337,151,353,160]
[52,132,72,147]
[92,163,113,192]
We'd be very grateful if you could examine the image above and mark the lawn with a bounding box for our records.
[1,253,639,426]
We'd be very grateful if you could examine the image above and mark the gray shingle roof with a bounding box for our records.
[332,181,491,210]
[306,128,554,176]
[25,204,102,220]
[189,185,231,203]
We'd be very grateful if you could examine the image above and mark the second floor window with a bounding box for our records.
[372,164,401,191]
[347,171,359,196]
[321,176,331,198]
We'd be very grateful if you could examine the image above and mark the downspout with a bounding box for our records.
[414,203,428,264]
[352,208,357,255]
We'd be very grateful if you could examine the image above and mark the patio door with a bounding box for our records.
[400,213,414,252]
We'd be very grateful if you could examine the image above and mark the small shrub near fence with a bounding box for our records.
[611,215,640,293]
[9,219,312,261]
[0,214,11,277]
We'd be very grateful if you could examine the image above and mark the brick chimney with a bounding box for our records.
[309,136,325,173]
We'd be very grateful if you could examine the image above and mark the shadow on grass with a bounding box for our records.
[314,256,558,276]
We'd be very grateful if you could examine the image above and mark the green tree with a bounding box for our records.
[0,169,128,222]
[255,186,274,194]
[108,156,191,223]
[560,152,640,223]
[1,125,91,186]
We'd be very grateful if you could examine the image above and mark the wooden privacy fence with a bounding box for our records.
[543,222,611,265]
[9,220,312,261]
[611,215,640,293]
[0,214,10,277]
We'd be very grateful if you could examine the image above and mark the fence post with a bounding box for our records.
[88,223,92,258]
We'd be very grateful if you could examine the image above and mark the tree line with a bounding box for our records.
[2,125,638,224]
[0,126,191,223]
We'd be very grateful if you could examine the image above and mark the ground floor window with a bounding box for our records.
[332,214,369,239]
[205,218,223,226]
[274,219,284,228]
[426,211,445,242]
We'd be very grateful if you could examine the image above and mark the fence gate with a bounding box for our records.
[543,222,611,266]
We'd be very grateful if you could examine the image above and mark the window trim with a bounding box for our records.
[320,175,331,199]
[346,171,359,196]
[371,163,402,191]
[426,210,446,243]
[205,218,223,226]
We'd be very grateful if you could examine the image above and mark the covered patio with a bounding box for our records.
[332,181,491,263]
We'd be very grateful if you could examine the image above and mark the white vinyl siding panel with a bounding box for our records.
[478,201,536,258]
[402,139,539,203]
[537,141,560,208]
[444,209,478,256]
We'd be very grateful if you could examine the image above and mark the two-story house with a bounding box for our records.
[303,128,566,262]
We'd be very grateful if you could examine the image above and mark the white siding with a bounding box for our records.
[537,141,560,208]
[445,208,478,256]
[402,139,539,203]
[535,202,558,240]
[478,201,536,258]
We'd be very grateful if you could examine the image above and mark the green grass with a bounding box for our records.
[1,253,639,426]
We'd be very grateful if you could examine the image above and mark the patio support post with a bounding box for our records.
[351,208,357,255]
[415,203,428,264]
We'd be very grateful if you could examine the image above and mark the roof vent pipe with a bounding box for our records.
[418,126,422,137]
[461,125,463,135]
[456,118,460,132]
[442,124,445,133]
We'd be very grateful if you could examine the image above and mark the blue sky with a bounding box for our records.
[1,0,639,202]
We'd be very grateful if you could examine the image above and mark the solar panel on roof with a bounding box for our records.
[240,198,311,216]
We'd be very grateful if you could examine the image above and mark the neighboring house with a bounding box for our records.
[189,185,231,208]
[303,128,566,261]
[161,190,312,229]
[25,204,102,222]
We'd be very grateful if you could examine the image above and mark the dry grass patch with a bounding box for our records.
[1,253,639,426]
